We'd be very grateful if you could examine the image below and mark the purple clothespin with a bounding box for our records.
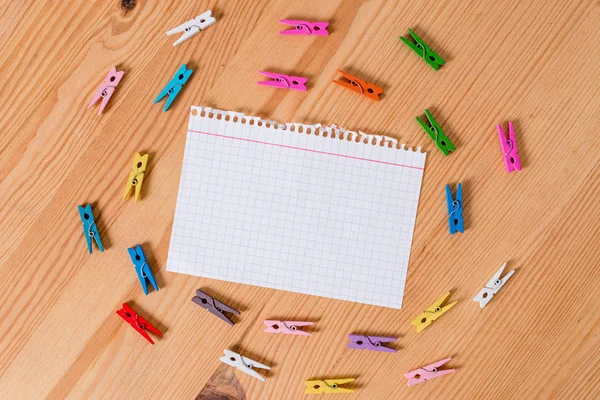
[497,122,521,172]
[405,358,455,386]
[87,66,124,115]
[279,20,329,36]
[347,334,397,353]
[257,71,307,91]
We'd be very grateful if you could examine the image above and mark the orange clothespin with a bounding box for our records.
[333,70,383,101]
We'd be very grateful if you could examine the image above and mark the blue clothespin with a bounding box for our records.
[78,204,104,253]
[445,183,464,234]
[153,64,193,112]
[128,245,159,295]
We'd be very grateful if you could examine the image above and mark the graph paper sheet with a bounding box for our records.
[167,106,426,308]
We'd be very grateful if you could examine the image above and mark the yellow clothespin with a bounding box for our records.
[304,378,355,394]
[123,152,149,203]
[411,291,457,332]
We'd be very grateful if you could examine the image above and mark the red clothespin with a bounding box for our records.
[333,70,383,101]
[116,303,162,344]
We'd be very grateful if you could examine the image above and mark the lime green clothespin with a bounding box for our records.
[416,109,455,156]
[400,28,445,70]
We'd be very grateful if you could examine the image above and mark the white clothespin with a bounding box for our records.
[166,10,216,46]
[219,350,270,381]
[473,263,515,308]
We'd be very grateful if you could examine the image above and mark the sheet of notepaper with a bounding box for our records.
[167,107,426,308]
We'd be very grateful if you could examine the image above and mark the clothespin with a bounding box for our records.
[347,334,397,353]
[116,303,162,344]
[497,122,521,172]
[192,289,240,325]
[400,28,445,70]
[446,183,464,234]
[333,70,383,101]
[166,10,216,46]
[416,109,455,155]
[405,358,455,386]
[87,66,124,115]
[304,379,355,394]
[473,263,515,308]
[257,71,308,91]
[220,349,270,381]
[127,245,159,295]
[154,64,193,112]
[279,20,329,36]
[264,320,313,336]
[78,204,104,253]
[411,292,457,332]
[122,152,149,203]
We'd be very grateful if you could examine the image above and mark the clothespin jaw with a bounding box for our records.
[497,122,521,172]
[78,204,104,253]
[257,71,308,91]
[166,10,216,46]
[279,20,329,36]
[116,303,162,344]
[263,320,313,335]
[123,153,149,203]
[304,379,355,394]
[154,64,193,112]
[400,28,445,70]
[473,263,515,308]
[416,109,455,155]
[445,183,464,234]
[347,334,397,352]
[192,289,240,325]
[333,70,383,101]
[411,292,457,332]
[220,350,271,381]
[405,358,455,386]
[127,245,159,295]
[87,66,124,115]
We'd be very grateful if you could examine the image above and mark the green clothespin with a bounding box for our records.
[416,110,455,156]
[400,28,445,70]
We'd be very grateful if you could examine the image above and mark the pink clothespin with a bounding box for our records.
[264,320,313,336]
[405,358,455,387]
[257,71,308,91]
[497,122,521,172]
[280,20,329,36]
[87,66,124,115]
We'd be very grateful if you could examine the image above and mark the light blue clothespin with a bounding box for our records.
[445,183,464,234]
[153,64,193,112]
[128,245,159,295]
[78,204,104,253]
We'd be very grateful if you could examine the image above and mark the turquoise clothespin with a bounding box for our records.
[128,245,159,295]
[154,64,193,112]
[400,28,445,70]
[416,109,455,156]
[78,204,104,253]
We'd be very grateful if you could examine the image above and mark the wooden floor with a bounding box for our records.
[1,0,599,399]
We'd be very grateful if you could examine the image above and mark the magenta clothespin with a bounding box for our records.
[347,334,397,353]
[497,122,521,172]
[279,20,329,36]
[264,320,313,336]
[257,71,308,91]
[87,66,124,115]
[405,358,455,387]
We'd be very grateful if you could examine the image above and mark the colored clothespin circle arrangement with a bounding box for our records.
[264,320,313,336]
[279,20,329,36]
[78,204,104,253]
[128,244,159,295]
[333,70,383,101]
[416,109,455,156]
[192,289,240,325]
[154,64,193,112]
[497,122,521,172]
[257,71,308,91]
[400,28,445,70]
[304,379,355,394]
[411,291,457,332]
[166,10,216,46]
[446,183,464,234]
[347,334,397,353]
[473,262,515,308]
[220,349,271,381]
[123,152,149,203]
[404,358,455,386]
[116,303,162,344]
[87,66,124,115]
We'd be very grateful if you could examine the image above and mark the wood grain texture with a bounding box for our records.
[1,0,599,399]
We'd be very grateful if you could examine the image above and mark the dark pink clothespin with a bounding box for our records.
[88,66,124,115]
[279,20,329,36]
[257,71,307,91]
[497,122,521,172]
